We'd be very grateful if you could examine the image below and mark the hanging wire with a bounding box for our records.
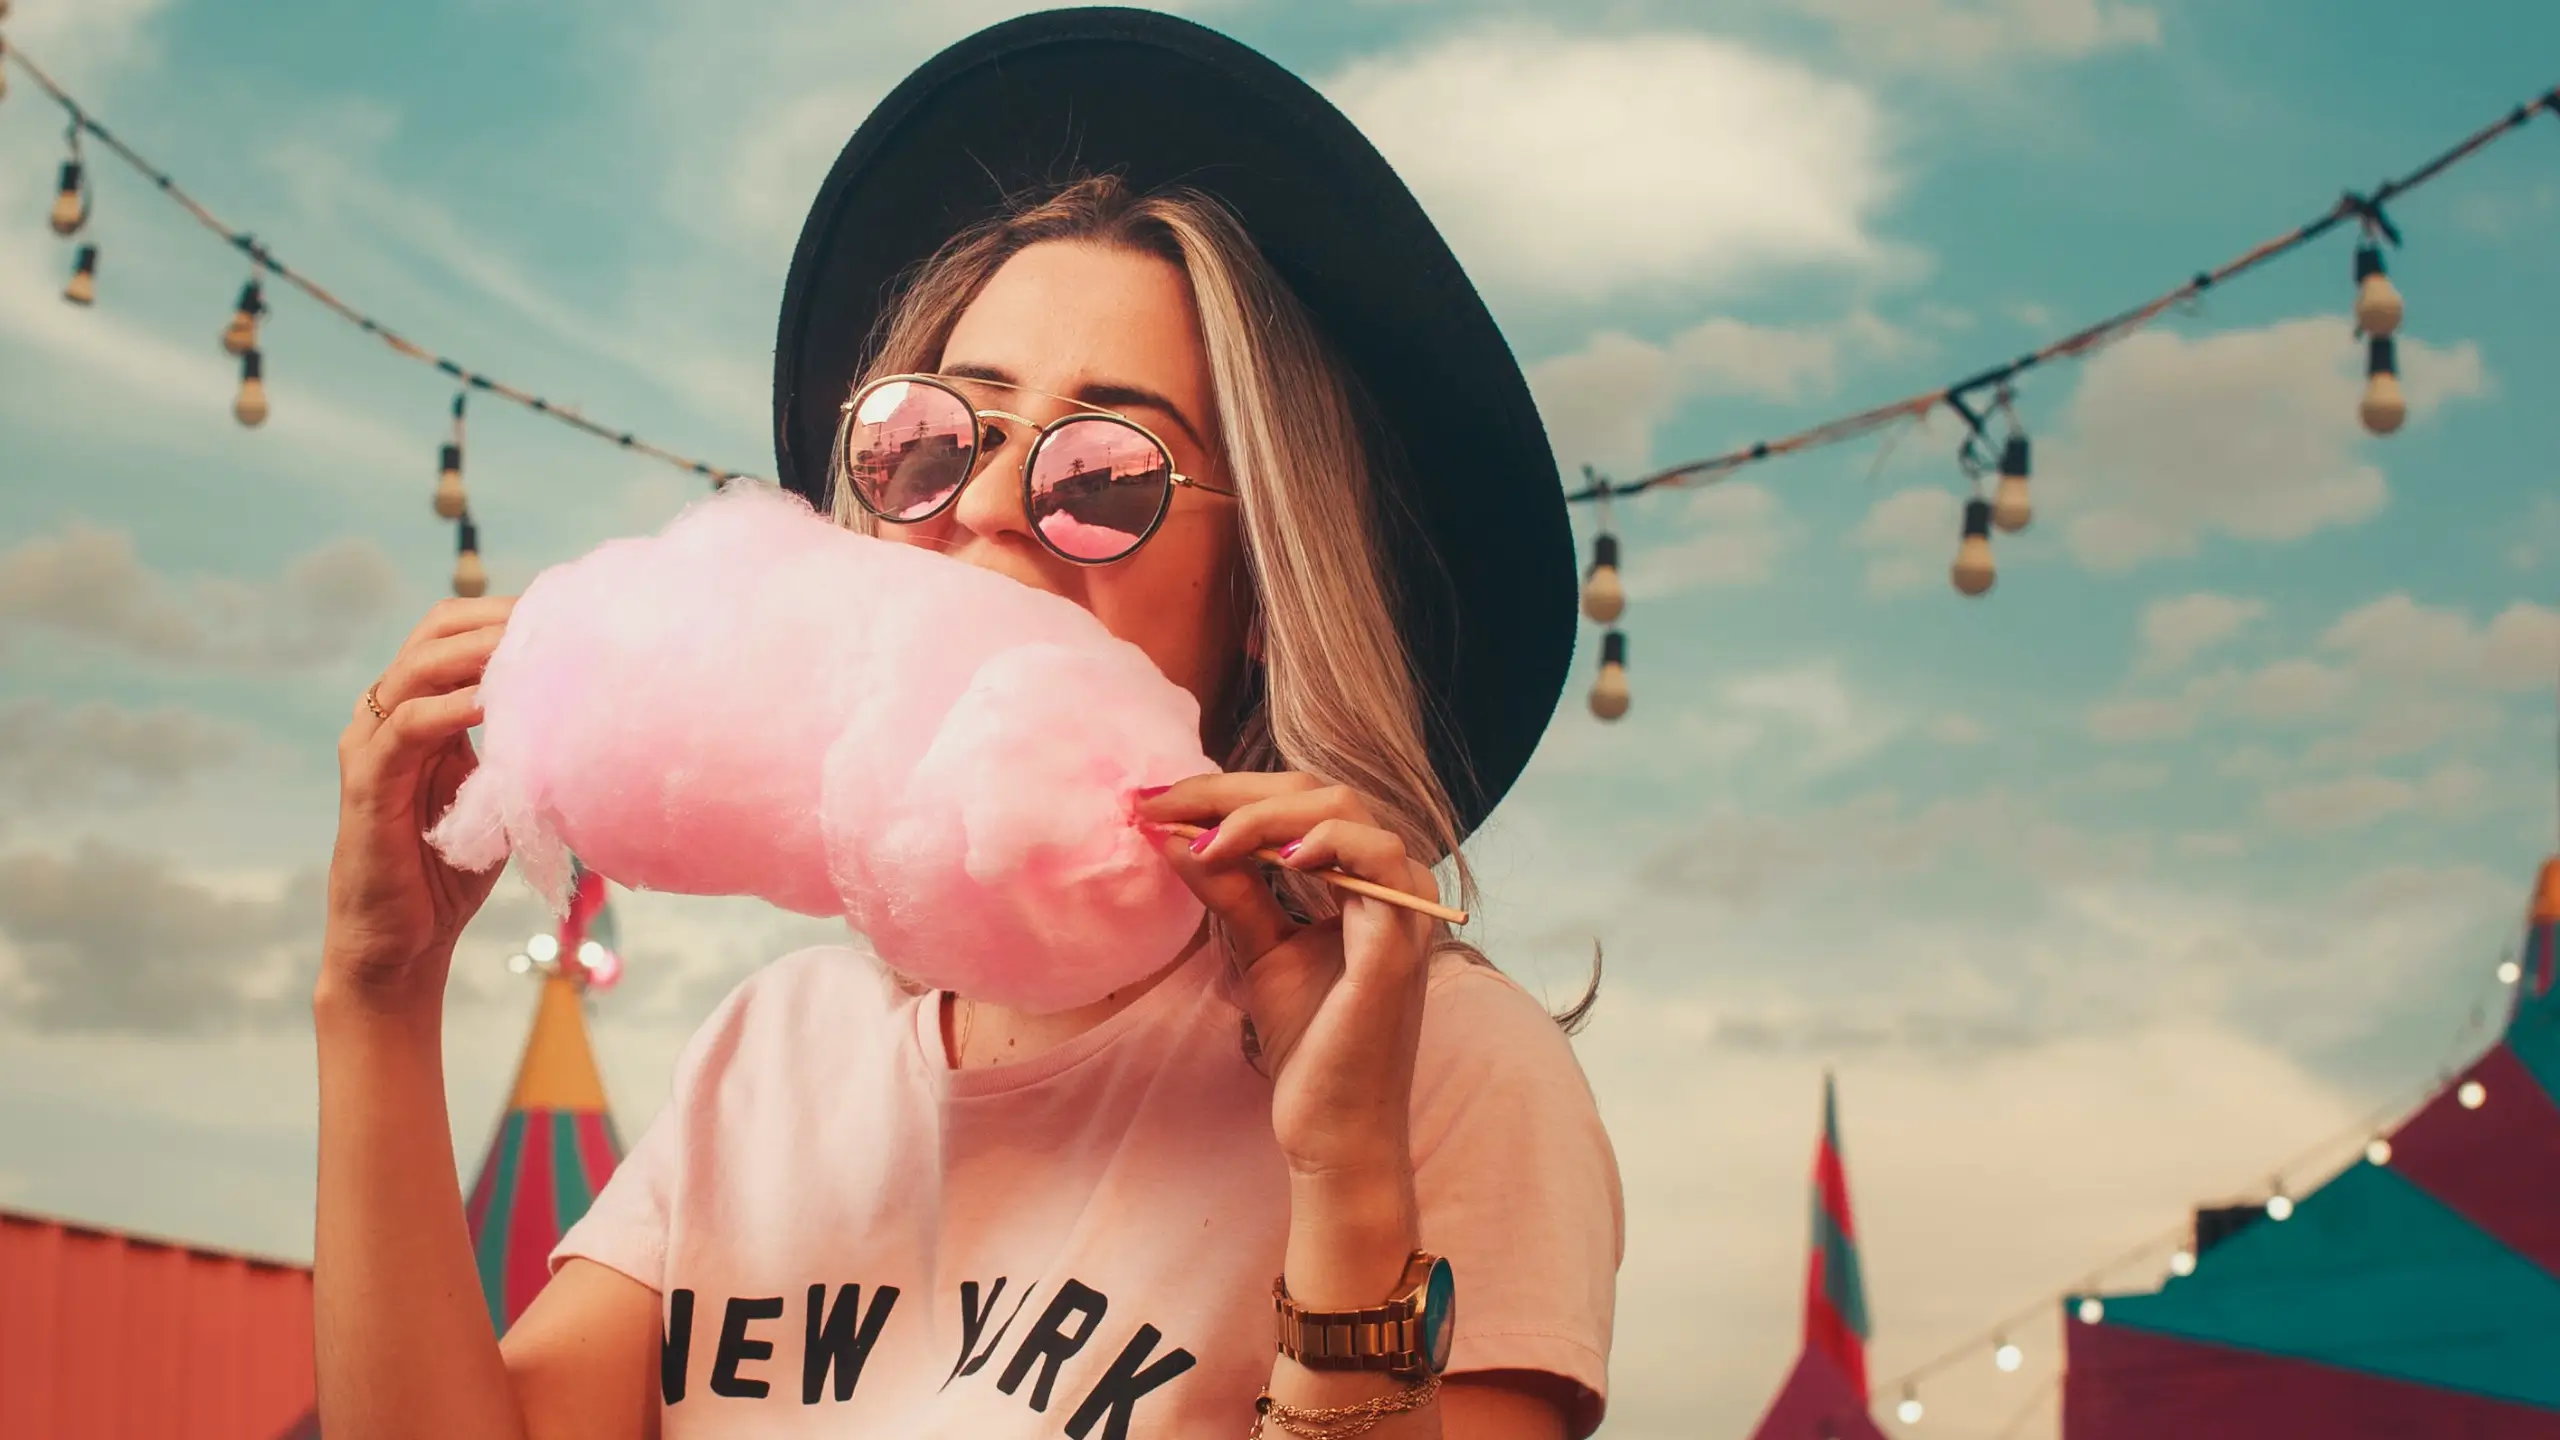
[1564,82,2560,505]
[1,43,757,488]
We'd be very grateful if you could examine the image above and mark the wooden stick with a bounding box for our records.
[1158,822,1471,927]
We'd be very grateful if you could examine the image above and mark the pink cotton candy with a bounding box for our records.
[429,481,1216,1013]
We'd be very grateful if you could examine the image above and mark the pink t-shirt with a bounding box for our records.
[553,940,1622,1438]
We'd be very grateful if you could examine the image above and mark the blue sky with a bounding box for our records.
[2,1,2556,1436]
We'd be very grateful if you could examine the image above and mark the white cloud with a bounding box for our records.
[1533,314,1911,477]
[1929,713,1987,746]
[2088,691,2204,742]
[2322,595,2560,693]
[1620,484,1798,600]
[0,700,245,813]
[5,0,174,78]
[2044,319,2489,573]
[2260,763,2484,834]
[1853,486,1959,596]
[0,523,401,669]
[1327,26,1896,300]
[1793,0,2162,70]
[2136,592,2264,673]
[2232,658,2349,721]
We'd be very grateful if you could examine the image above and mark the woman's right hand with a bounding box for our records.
[320,596,515,1008]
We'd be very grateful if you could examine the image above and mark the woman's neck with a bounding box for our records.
[942,925,1211,1070]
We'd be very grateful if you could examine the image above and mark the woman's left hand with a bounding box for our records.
[1137,773,1439,1185]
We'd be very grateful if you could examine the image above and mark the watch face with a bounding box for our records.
[1421,1257,1456,1374]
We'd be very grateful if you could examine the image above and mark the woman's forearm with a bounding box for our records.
[313,963,531,1440]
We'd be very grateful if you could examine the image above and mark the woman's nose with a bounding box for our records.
[948,424,1036,545]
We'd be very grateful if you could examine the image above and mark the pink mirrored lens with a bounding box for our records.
[1028,418,1173,561]
[846,380,975,520]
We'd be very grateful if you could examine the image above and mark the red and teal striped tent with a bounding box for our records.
[2065,857,2560,1438]
[463,866,625,1334]
[1749,1073,1890,1440]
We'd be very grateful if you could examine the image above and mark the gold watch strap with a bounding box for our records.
[1271,1251,1436,1374]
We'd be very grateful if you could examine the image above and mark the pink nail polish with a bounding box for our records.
[1277,841,1301,860]
[1134,784,1170,799]
[1189,827,1218,855]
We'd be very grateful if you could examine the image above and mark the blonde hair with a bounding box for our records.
[833,174,1474,933]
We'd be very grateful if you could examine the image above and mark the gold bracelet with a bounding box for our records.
[1249,1373,1441,1439]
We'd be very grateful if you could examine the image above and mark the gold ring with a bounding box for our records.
[363,683,390,722]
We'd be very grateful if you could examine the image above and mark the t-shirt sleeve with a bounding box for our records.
[549,961,770,1291]
[1410,957,1624,1438]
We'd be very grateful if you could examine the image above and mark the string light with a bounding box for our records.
[1580,532,1624,624]
[232,347,268,427]
[1951,497,1996,597]
[1589,630,1630,721]
[2459,1079,2487,1109]
[48,152,85,235]
[2360,336,2407,435]
[2352,238,2403,338]
[2077,1298,2105,1325]
[2498,958,2523,985]
[2168,1248,2196,1277]
[1991,433,2033,533]
[61,242,95,306]
[1994,1338,2023,1372]
[1897,1387,1924,1424]
[526,934,559,963]
[2265,1190,2294,1222]
[221,274,263,356]
[2365,1136,2393,1166]
[453,516,487,599]
[435,393,469,519]
[506,951,533,975]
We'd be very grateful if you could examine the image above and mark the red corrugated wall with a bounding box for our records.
[0,1209,316,1439]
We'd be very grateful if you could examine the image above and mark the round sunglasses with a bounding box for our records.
[834,373,1236,565]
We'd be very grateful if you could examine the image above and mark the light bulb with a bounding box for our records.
[578,939,607,967]
[1588,629,1629,721]
[49,160,85,235]
[2459,1079,2487,1109]
[2077,1297,2105,1325]
[1994,1340,2022,1372]
[2168,1249,2196,1277]
[434,443,468,519]
[1580,533,1625,623]
[527,933,559,963]
[233,349,269,427]
[1991,435,2032,533]
[2266,1193,2294,1221]
[2360,337,2406,436]
[2365,1137,2393,1166]
[507,952,532,975]
[2352,242,2402,338]
[2498,959,2522,985]
[453,518,488,599]
[584,945,624,989]
[222,278,262,356]
[1951,497,1996,596]
[1897,1390,1923,1425]
[62,245,98,307]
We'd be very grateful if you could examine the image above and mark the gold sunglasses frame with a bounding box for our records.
[834,372,1236,565]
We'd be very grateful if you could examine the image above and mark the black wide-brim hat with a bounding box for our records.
[774,6,1575,836]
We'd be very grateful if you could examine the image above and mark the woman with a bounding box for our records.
[314,11,1618,1439]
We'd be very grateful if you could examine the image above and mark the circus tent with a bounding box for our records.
[2064,858,2560,1438]
[464,863,627,1334]
[1748,1073,1891,1440]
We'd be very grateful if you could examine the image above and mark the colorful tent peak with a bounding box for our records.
[1750,1074,1885,1440]
[2065,855,2560,1438]
[464,862,625,1334]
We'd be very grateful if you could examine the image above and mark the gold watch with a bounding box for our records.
[1272,1250,1456,1377]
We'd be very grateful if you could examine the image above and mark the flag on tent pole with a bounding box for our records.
[1807,1070,1874,1402]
